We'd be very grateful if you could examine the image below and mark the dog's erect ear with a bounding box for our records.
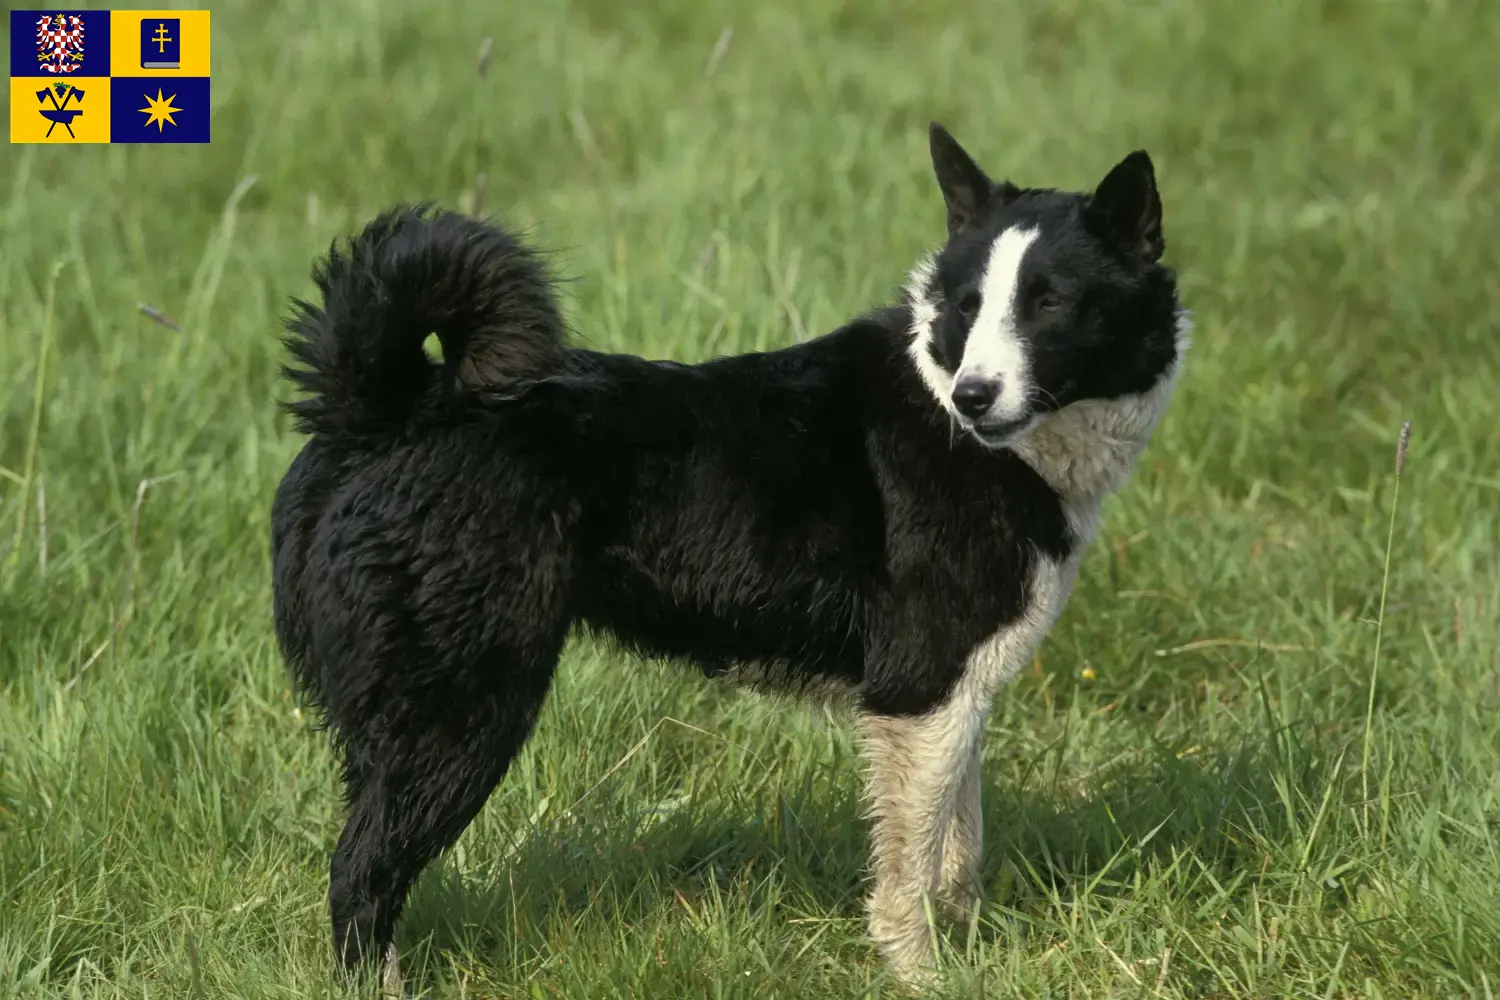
[1089,150,1164,261]
[929,122,998,238]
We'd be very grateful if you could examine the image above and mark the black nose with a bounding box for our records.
[951,377,998,419]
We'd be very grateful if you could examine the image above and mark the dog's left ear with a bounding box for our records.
[929,122,1007,238]
[1089,151,1164,261]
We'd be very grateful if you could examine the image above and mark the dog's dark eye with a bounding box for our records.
[1031,289,1063,315]
[956,291,982,320]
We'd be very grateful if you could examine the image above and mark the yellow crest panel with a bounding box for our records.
[11,77,111,143]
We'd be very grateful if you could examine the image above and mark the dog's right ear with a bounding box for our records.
[1089,150,1164,261]
[929,123,1010,238]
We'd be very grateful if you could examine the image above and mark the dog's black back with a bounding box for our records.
[541,320,1070,710]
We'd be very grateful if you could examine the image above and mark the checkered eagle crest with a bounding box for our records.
[35,13,86,74]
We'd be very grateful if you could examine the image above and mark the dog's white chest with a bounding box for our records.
[956,551,1083,711]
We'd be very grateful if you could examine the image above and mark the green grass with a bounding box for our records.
[3,0,1499,996]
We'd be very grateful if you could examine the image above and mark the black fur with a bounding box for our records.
[272,131,1181,969]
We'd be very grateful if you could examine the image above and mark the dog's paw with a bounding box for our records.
[888,958,944,994]
[380,943,403,999]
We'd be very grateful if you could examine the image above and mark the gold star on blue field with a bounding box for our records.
[138,87,180,131]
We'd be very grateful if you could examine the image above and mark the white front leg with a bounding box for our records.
[860,693,991,983]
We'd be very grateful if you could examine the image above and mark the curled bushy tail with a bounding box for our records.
[282,205,566,439]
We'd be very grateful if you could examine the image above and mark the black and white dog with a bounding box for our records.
[271,122,1186,984]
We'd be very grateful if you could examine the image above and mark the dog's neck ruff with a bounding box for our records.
[902,255,1189,539]
[1012,315,1188,500]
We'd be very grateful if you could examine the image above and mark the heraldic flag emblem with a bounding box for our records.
[10,9,211,144]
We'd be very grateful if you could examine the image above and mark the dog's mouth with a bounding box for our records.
[965,414,1036,449]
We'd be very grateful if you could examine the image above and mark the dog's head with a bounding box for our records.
[906,123,1183,450]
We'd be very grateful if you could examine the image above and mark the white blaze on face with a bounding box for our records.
[954,226,1040,422]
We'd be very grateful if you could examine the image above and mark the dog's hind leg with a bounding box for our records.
[313,484,578,973]
[327,648,560,972]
